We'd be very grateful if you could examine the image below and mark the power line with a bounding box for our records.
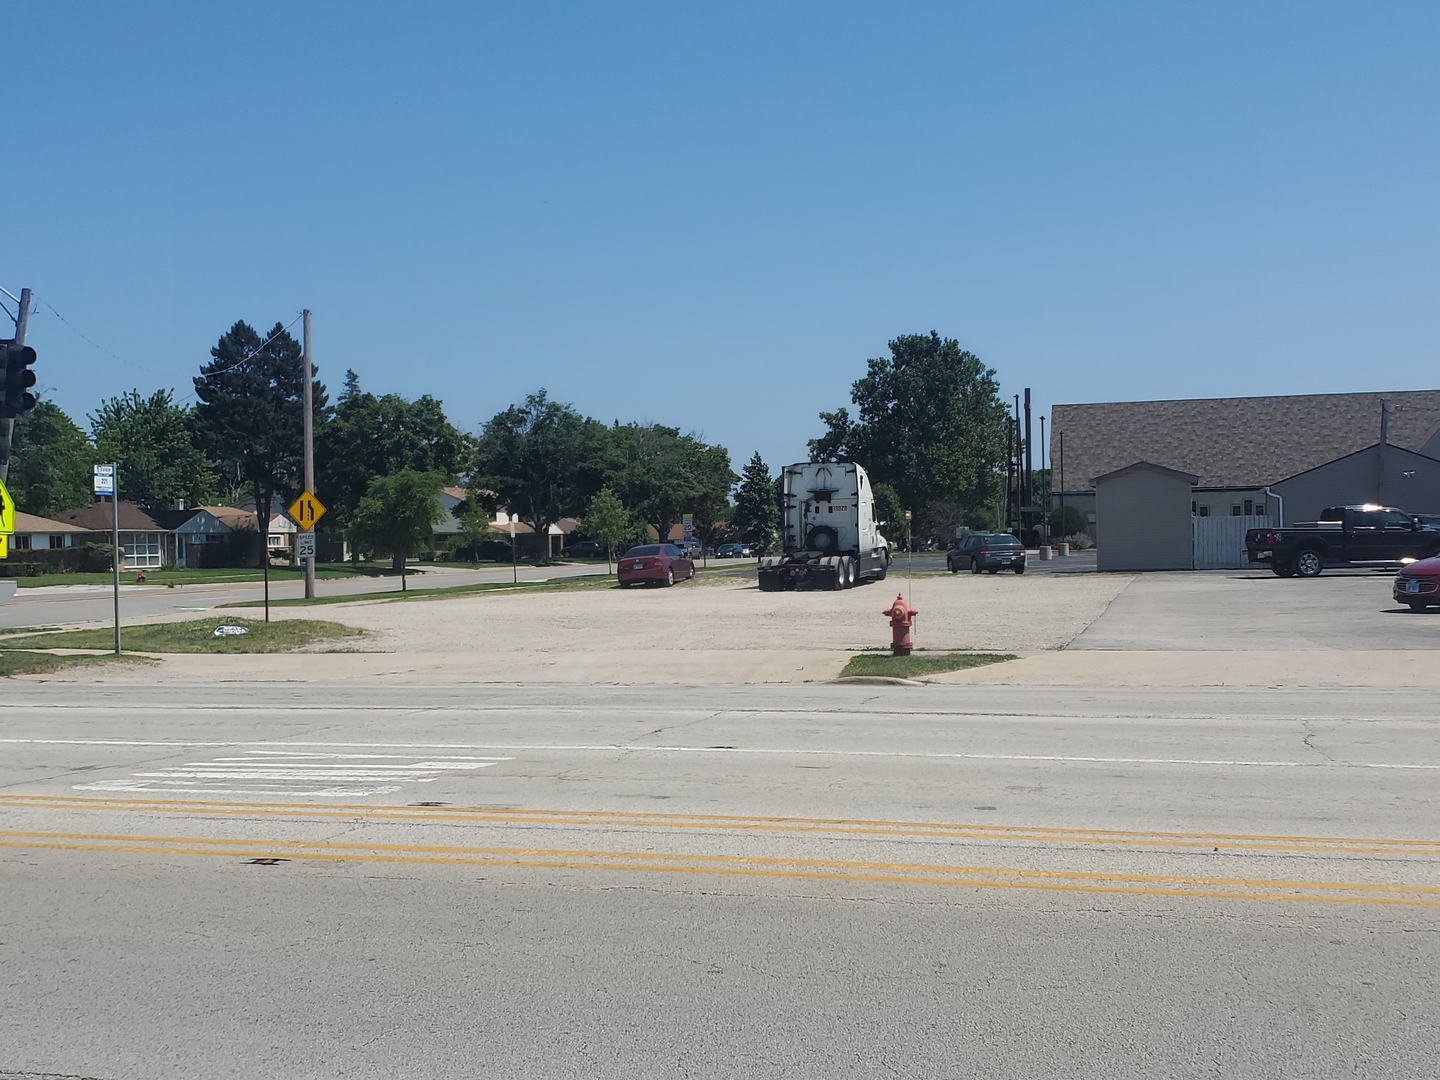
[36,295,168,376]
[176,311,306,406]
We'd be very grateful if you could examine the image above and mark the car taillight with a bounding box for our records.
[980,544,988,553]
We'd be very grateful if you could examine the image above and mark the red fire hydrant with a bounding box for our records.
[883,593,918,656]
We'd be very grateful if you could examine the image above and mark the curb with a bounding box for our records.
[832,675,926,687]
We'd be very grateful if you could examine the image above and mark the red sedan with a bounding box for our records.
[1395,555,1440,610]
[618,544,695,587]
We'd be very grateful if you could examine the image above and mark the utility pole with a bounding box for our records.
[1008,406,1019,532]
[302,309,316,600]
[1023,388,1033,541]
[1040,415,1048,540]
[0,287,32,483]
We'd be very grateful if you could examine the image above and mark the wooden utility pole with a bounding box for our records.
[0,287,32,483]
[302,309,316,599]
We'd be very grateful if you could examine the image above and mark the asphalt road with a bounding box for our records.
[3,681,1438,1078]
[0,562,610,631]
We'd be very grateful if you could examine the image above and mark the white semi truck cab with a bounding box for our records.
[757,462,891,591]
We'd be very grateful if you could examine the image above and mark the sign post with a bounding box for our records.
[285,490,327,609]
[94,464,120,655]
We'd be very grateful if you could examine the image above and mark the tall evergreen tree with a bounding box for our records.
[191,320,327,546]
[732,452,780,555]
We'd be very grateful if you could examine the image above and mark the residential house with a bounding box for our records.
[435,486,577,558]
[9,512,87,555]
[148,505,237,569]
[51,502,170,569]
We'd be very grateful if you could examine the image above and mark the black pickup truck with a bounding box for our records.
[1245,505,1440,578]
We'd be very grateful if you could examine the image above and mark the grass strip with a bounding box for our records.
[840,651,1016,679]
[0,617,364,654]
[0,651,134,677]
[10,564,393,588]
[217,567,735,608]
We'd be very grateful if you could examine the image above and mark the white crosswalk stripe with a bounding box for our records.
[74,750,513,797]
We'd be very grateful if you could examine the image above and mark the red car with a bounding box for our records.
[618,544,695,587]
[1395,556,1440,610]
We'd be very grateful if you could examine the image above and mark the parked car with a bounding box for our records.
[617,544,695,587]
[674,540,703,560]
[715,543,751,558]
[1394,555,1440,610]
[947,533,1027,575]
[1245,505,1440,578]
[562,540,606,558]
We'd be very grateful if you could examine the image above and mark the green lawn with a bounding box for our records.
[0,617,364,653]
[840,651,1016,679]
[0,651,132,677]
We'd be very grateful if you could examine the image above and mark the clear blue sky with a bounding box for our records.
[6,3,1439,474]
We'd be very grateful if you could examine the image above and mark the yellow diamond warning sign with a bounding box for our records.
[287,490,326,528]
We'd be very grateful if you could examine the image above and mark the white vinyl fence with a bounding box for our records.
[1193,514,1275,570]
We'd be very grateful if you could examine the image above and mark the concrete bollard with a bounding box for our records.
[1038,546,1052,561]
[1056,542,1070,557]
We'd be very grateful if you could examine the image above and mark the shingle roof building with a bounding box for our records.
[1051,390,1440,489]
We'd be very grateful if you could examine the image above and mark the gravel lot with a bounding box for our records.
[324,571,1134,656]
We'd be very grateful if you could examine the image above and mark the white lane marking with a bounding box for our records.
[2,737,1433,770]
[72,750,511,797]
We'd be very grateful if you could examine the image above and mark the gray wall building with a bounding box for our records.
[1272,443,1440,523]
[1094,463,1199,572]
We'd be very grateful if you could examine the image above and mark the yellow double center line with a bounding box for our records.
[3,796,1439,907]
[2,794,1437,857]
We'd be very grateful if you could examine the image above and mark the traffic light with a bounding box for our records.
[0,344,37,418]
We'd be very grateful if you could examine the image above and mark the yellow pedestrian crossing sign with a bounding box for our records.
[0,535,7,559]
[0,479,13,535]
[288,490,326,528]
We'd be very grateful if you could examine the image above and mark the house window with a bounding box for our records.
[1243,499,1254,515]
[122,532,163,568]
[1198,506,1209,517]
[13,534,31,550]
[1231,504,1242,517]
[50,535,65,548]
[1192,501,1198,515]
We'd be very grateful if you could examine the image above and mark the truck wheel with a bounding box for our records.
[830,565,845,590]
[1014,564,1026,575]
[948,557,958,574]
[846,558,858,587]
[1293,550,1323,578]
[1271,565,1293,578]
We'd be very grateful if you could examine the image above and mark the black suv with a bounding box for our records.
[947,533,1027,575]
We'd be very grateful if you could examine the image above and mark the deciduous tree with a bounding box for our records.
[808,331,1009,519]
[8,400,94,516]
[91,389,213,510]
[581,486,634,572]
[348,469,445,583]
[470,390,606,564]
[316,377,468,528]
